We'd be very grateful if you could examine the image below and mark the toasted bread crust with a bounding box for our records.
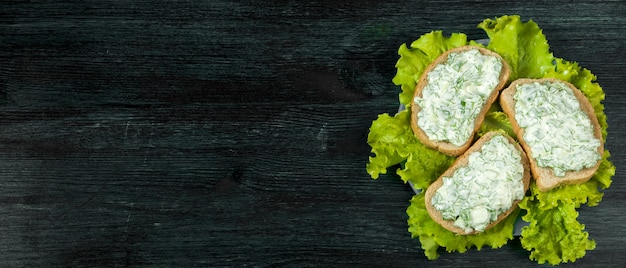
[410,45,511,156]
[500,78,604,192]
[424,131,530,235]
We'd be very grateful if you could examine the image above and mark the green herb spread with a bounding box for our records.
[431,135,525,233]
[513,81,602,176]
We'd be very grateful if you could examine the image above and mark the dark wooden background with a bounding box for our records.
[1,1,624,267]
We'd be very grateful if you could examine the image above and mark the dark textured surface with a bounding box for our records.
[1,1,625,267]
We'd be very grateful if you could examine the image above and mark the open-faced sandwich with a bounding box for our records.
[425,131,530,235]
[500,78,604,192]
[411,46,511,156]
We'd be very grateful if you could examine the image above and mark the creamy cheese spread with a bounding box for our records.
[414,48,503,146]
[431,135,525,233]
[513,81,602,177]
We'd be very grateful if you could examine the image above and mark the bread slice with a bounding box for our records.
[424,131,530,235]
[500,78,604,192]
[411,45,511,156]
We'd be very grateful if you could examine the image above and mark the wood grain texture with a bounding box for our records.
[0,0,625,266]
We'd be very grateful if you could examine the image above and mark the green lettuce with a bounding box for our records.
[366,15,615,265]
[477,109,515,139]
[478,15,555,81]
[366,109,454,190]
[519,191,596,265]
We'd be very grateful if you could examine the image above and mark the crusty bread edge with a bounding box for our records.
[424,131,531,235]
[410,45,511,156]
[499,78,604,192]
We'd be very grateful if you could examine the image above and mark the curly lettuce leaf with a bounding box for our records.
[520,149,613,264]
[517,151,614,265]
[478,15,555,81]
[366,110,454,190]
[477,110,515,139]
[407,193,519,260]
[396,149,454,190]
[519,187,596,265]
[590,150,615,192]
[366,111,416,179]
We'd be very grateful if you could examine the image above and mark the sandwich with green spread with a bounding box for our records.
[501,78,604,192]
[425,131,530,235]
[411,46,510,156]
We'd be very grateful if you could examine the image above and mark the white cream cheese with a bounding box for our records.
[414,49,503,146]
[431,135,525,233]
[513,81,602,176]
